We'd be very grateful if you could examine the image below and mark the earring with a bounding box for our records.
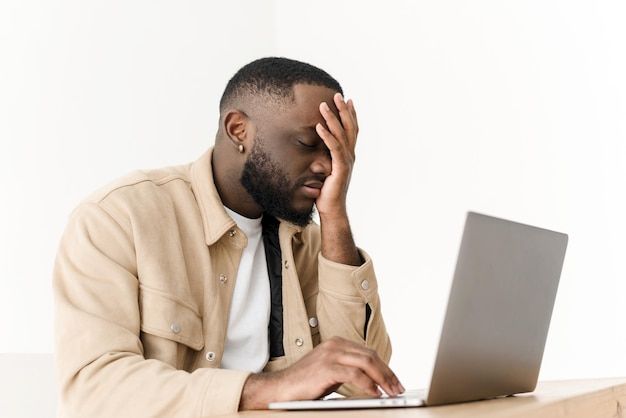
[238,144,244,153]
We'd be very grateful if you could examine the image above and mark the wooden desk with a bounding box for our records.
[219,378,626,418]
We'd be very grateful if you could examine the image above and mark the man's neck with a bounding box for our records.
[211,144,264,219]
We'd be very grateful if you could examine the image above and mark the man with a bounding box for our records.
[53,57,404,417]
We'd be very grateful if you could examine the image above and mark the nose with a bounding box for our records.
[310,147,332,177]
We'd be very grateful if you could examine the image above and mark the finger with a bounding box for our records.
[347,99,359,134]
[351,349,404,394]
[337,351,400,397]
[319,101,348,148]
[333,93,357,146]
[316,122,353,169]
[316,122,341,154]
[324,337,405,394]
[332,365,382,397]
[335,339,404,395]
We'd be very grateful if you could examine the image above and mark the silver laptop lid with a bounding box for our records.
[426,212,568,406]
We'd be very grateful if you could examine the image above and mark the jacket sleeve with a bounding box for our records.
[52,202,250,418]
[315,249,392,395]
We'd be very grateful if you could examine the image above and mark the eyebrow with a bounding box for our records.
[292,127,325,145]
[301,121,332,133]
[295,125,320,136]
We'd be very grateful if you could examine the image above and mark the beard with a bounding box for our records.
[240,137,315,227]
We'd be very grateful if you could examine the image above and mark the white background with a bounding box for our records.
[1,0,625,392]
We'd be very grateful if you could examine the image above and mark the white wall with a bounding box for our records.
[2,0,625,392]
[0,0,276,352]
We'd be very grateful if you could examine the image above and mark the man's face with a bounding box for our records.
[239,84,340,226]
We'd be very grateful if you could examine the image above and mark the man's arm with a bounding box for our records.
[315,91,393,373]
[319,212,362,266]
[53,202,250,417]
[315,93,361,266]
[239,336,401,410]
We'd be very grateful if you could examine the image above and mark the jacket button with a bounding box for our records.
[283,260,289,269]
[228,229,237,237]
[170,322,181,334]
[206,351,216,362]
[219,274,228,284]
[295,338,304,347]
[360,279,370,290]
[308,317,318,328]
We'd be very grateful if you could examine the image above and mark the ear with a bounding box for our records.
[223,110,254,151]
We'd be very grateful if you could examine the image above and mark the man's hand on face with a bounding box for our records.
[239,336,405,410]
[314,92,359,219]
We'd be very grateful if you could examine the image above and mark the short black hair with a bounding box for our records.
[219,57,343,112]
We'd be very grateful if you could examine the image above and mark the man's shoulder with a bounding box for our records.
[75,162,193,214]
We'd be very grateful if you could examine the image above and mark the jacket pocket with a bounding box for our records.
[138,285,205,351]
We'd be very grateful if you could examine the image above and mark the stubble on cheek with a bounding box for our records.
[240,140,314,226]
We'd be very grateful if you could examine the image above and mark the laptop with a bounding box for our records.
[269,212,568,410]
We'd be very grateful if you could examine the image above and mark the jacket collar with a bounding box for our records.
[190,147,303,246]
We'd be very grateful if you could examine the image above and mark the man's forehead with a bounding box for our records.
[282,83,340,128]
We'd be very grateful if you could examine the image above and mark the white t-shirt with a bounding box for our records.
[220,206,271,372]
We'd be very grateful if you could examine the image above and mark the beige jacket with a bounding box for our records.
[52,147,391,418]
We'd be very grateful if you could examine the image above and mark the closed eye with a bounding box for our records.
[297,139,317,148]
